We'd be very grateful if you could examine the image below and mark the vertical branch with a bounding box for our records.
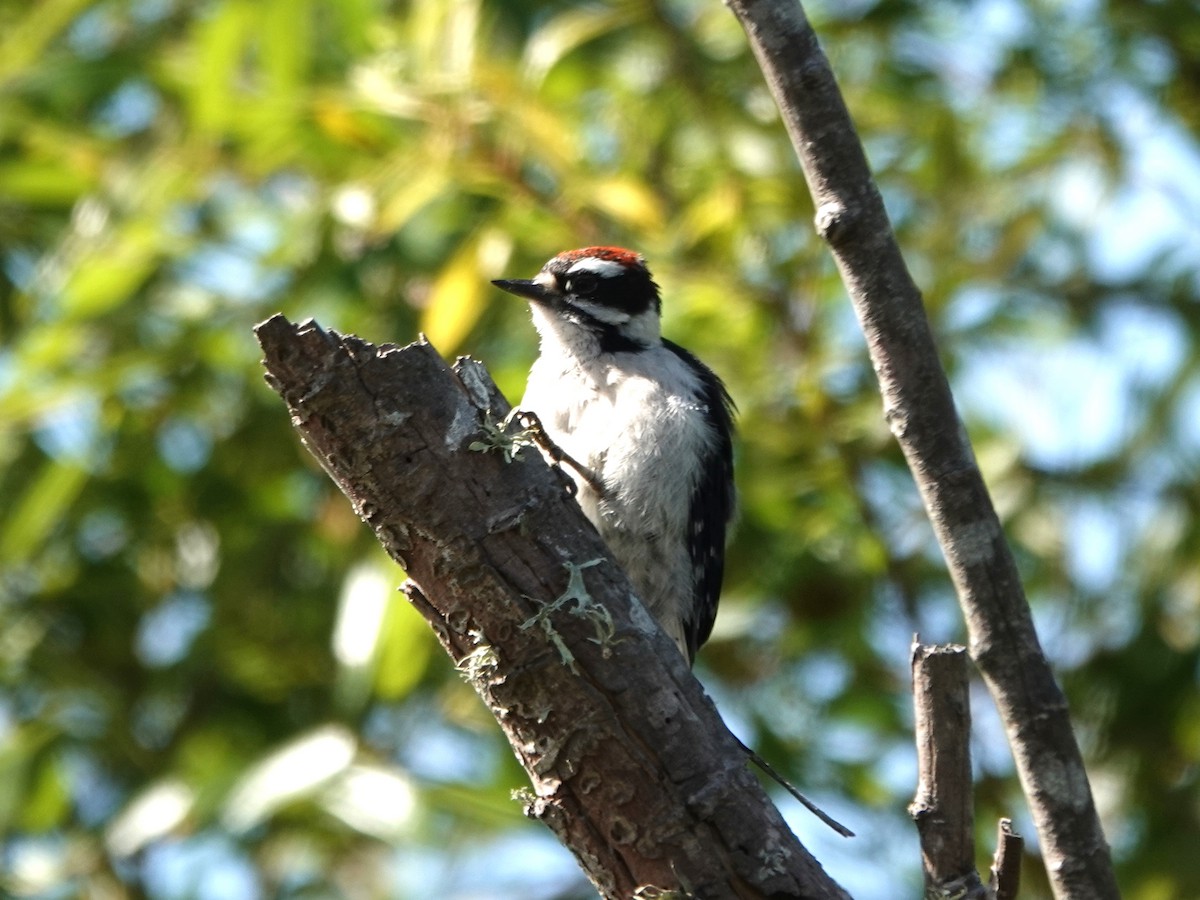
[909,643,1023,899]
[990,819,1025,900]
[722,2,1118,897]
[909,643,986,899]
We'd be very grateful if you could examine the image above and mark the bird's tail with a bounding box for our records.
[734,735,855,838]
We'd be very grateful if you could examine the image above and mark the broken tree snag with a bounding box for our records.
[909,642,987,900]
[990,818,1024,900]
[254,315,852,900]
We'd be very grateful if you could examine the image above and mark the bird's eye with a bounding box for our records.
[567,274,598,296]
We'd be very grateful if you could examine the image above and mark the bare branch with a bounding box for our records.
[722,1,1118,897]
[990,818,1024,900]
[908,642,987,900]
[255,315,851,900]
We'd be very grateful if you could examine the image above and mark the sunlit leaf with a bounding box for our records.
[0,460,88,563]
[20,754,70,831]
[320,763,418,839]
[262,0,310,98]
[0,724,55,833]
[0,161,94,204]
[189,0,256,136]
[254,0,312,158]
[524,5,635,83]
[374,598,435,700]
[8,321,89,379]
[420,239,486,355]
[61,224,162,317]
[0,0,92,89]
[223,725,356,832]
[679,182,742,248]
[582,175,665,233]
[326,0,372,54]
[376,170,447,234]
[409,0,481,83]
[105,779,196,857]
[313,97,389,150]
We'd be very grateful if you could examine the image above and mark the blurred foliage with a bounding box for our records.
[1,0,1198,898]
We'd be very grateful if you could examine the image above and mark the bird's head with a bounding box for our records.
[493,247,662,353]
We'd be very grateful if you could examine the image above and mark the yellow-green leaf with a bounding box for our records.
[374,600,434,701]
[376,171,447,235]
[679,182,741,247]
[420,241,485,355]
[524,6,634,83]
[0,0,93,90]
[0,161,94,205]
[61,224,162,317]
[0,460,88,563]
[584,176,665,233]
[190,0,255,137]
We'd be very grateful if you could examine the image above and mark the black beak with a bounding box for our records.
[492,278,553,304]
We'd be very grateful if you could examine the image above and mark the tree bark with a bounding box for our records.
[723,1,1119,898]
[991,818,1025,900]
[255,315,851,900]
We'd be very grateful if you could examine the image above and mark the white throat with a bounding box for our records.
[529,303,661,361]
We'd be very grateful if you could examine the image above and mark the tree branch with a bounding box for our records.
[908,642,988,900]
[722,1,1118,897]
[254,315,851,900]
[990,818,1025,900]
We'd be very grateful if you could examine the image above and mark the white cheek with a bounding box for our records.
[570,299,629,326]
[620,310,660,345]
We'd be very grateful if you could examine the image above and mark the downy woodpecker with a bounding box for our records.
[493,247,735,665]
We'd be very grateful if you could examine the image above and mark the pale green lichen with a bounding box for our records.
[520,559,623,670]
[468,408,540,463]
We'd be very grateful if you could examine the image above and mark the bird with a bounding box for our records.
[492,247,735,665]
[491,259,854,837]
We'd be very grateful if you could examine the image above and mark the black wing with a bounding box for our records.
[663,339,736,663]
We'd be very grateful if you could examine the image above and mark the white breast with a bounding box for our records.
[520,334,715,656]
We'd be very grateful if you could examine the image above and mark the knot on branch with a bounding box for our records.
[814,199,853,243]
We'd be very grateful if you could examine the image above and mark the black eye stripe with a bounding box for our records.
[545,256,661,316]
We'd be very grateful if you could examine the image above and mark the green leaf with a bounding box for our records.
[21,753,71,831]
[0,0,93,90]
[0,161,94,205]
[420,239,486,355]
[374,599,434,701]
[61,223,162,317]
[523,5,635,83]
[189,0,256,137]
[0,459,88,564]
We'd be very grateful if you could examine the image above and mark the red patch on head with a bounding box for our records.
[558,246,645,269]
